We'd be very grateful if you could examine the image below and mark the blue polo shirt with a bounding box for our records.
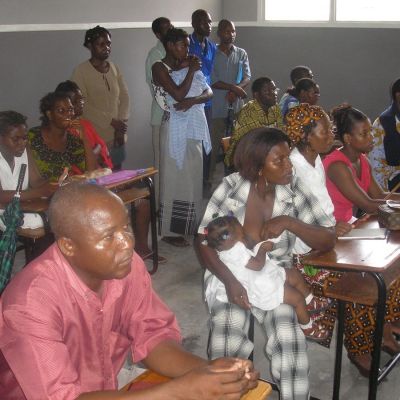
[189,33,216,109]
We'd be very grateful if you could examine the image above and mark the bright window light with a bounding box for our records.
[265,0,330,21]
[336,0,400,21]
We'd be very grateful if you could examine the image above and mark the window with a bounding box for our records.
[264,0,400,24]
[265,0,330,21]
[336,0,400,22]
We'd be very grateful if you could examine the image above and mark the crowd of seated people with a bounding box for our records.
[2,8,400,400]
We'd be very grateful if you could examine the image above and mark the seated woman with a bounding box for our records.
[323,104,400,374]
[280,78,320,120]
[152,28,211,247]
[0,111,57,256]
[55,80,113,169]
[54,80,166,263]
[196,128,336,399]
[28,91,98,181]
[369,77,400,191]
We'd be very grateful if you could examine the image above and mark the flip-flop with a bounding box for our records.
[161,236,190,247]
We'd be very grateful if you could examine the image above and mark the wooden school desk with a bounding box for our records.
[303,216,400,400]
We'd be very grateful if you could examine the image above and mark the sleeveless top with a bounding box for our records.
[323,149,371,222]
[151,61,172,111]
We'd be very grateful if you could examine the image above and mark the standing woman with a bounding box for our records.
[72,25,130,170]
[28,92,97,182]
[152,28,212,247]
[323,104,400,375]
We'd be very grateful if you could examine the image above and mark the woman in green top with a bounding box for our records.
[28,91,97,182]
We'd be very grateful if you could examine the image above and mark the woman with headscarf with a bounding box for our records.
[71,25,130,170]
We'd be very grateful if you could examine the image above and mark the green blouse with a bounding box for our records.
[28,127,86,182]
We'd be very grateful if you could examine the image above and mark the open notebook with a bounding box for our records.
[338,228,387,240]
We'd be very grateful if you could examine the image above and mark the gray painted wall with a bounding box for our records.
[0,0,222,169]
[233,26,399,121]
[1,0,400,168]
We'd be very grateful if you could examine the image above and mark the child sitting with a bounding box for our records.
[206,215,329,341]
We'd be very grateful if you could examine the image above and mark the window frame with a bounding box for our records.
[258,0,400,28]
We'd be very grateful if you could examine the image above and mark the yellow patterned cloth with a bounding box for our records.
[285,104,327,144]
[368,116,400,191]
[224,100,283,166]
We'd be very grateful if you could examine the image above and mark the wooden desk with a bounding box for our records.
[303,217,400,400]
[121,370,272,399]
[2,168,159,274]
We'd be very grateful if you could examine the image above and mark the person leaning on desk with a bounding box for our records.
[0,182,259,399]
[323,104,400,376]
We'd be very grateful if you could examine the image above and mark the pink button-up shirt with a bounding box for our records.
[0,244,181,399]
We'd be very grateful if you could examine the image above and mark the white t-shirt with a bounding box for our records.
[0,149,44,230]
[290,147,335,254]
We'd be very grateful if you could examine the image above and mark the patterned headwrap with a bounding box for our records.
[285,103,327,144]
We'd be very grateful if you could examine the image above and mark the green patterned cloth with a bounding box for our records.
[28,127,86,182]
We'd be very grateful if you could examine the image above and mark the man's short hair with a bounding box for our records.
[192,9,208,23]
[290,66,312,85]
[151,17,170,35]
[251,77,272,94]
[0,111,27,136]
[48,182,121,240]
[217,19,233,32]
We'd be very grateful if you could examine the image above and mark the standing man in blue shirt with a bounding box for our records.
[210,19,251,180]
[189,9,216,195]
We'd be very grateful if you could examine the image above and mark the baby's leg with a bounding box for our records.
[283,283,310,325]
[285,268,311,298]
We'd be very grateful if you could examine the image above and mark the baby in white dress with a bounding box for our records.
[206,215,329,341]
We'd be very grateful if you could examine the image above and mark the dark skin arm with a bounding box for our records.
[152,57,201,102]
[195,235,252,310]
[77,341,259,400]
[326,160,400,214]
[173,88,213,112]
[245,241,274,271]
[211,77,250,99]
[261,215,336,252]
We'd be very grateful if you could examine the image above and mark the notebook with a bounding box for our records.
[338,228,387,240]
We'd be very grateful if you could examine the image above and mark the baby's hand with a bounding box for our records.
[260,241,274,252]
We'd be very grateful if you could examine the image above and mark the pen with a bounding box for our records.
[58,167,69,187]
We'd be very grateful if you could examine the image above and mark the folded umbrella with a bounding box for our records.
[0,164,26,294]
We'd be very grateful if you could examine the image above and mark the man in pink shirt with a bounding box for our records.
[0,183,258,399]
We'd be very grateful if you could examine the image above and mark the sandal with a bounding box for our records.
[302,322,330,342]
[306,296,331,314]
[161,236,190,247]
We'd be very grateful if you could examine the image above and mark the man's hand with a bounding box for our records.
[334,221,352,238]
[172,358,259,400]
[230,85,247,99]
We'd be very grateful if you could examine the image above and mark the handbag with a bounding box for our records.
[377,203,400,230]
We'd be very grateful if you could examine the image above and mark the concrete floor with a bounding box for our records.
[149,240,400,400]
[9,160,400,399]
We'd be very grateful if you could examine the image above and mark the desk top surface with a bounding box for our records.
[303,217,400,272]
[0,168,157,213]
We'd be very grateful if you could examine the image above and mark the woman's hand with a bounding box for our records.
[334,221,352,238]
[111,118,128,133]
[187,55,202,72]
[225,279,251,310]
[261,215,291,240]
[174,98,196,112]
